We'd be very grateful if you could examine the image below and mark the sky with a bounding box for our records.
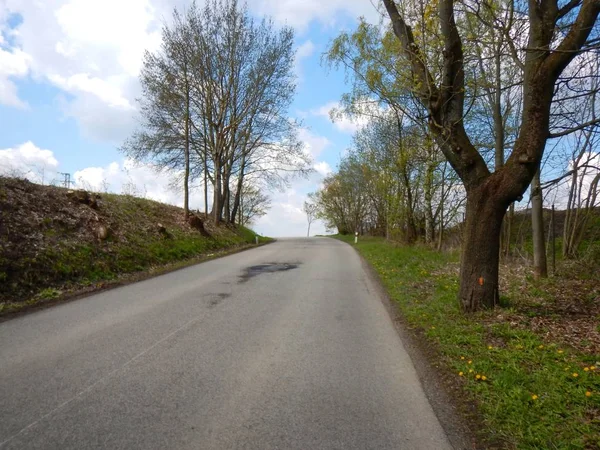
[0,0,384,237]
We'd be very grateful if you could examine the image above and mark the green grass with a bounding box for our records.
[0,227,268,316]
[336,235,600,449]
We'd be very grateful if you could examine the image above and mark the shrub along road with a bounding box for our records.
[0,238,453,450]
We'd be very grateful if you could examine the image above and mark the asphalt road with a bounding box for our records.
[0,238,452,449]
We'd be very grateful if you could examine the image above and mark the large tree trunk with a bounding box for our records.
[459,187,506,311]
[531,168,547,278]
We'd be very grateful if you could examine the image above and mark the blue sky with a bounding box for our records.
[0,0,384,236]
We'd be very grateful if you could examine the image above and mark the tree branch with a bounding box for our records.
[545,0,600,78]
[549,117,600,138]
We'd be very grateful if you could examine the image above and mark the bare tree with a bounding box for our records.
[123,0,311,225]
[303,201,318,237]
[237,181,271,226]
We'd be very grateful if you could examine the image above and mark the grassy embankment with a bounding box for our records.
[336,235,599,449]
[0,177,270,315]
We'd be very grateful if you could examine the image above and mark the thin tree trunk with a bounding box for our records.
[424,162,435,244]
[531,168,547,278]
[563,171,577,257]
[183,82,190,219]
[204,149,208,217]
[213,156,222,225]
[231,154,246,224]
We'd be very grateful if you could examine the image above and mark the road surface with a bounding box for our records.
[0,238,452,449]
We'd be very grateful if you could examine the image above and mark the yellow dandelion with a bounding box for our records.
[468,360,472,365]
[488,346,493,350]
[573,373,579,378]
[476,374,481,380]
[458,372,464,377]
[591,366,597,371]
[584,367,590,372]
[531,394,538,400]
[586,391,592,397]
[460,356,465,360]
[557,349,564,354]
[481,376,487,381]
[538,345,544,349]
[469,369,474,373]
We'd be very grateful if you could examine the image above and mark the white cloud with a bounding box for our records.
[0,0,382,141]
[0,47,31,108]
[294,39,315,81]
[253,184,327,237]
[48,73,133,109]
[310,101,370,134]
[296,39,315,60]
[298,127,331,158]
[248,0,381,32]
[0,141,59,183]
[0,0,163,140]
[314,161,332,177]
[73,158,199,207]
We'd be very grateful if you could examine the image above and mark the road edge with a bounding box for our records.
[344,240,479,450]
[1,240,274,322]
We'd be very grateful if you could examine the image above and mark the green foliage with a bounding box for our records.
[336,236,600,449]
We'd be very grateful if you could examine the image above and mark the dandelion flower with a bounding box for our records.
[460,356,465,360]
[573,373,579,378]
[468,360,472,364]
[557,350,564,354]
[586,391,592,397]
[531,394,538,400]
[476,374,481,380]
[538,345,544,349]
[459,372,464,376]
[591,366,597,371]
[469,369,474,373]
[488,346,493,350]
[584,367,590,372]
[481,376,487,381]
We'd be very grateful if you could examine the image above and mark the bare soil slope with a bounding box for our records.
[0,177,262,306]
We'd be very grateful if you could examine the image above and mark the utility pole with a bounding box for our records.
[58,172,71,189]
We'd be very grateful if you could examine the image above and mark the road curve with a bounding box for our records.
[0,238,451,449]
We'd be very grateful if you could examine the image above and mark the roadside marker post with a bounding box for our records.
[355,231,358,244]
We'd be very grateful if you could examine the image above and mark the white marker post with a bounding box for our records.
[255,236,259,245]
[354,231,358,244]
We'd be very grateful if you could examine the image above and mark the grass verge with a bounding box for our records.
[335,235,600,449]
[0,237,272,319]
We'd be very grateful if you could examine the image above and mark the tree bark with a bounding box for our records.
[230,154,246,224]
[531,168,547,278]
[424,161,435,244]
[183,81,190,219]
[213,157,222,224]
[459,186,506,311]
[504,203,514,256]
